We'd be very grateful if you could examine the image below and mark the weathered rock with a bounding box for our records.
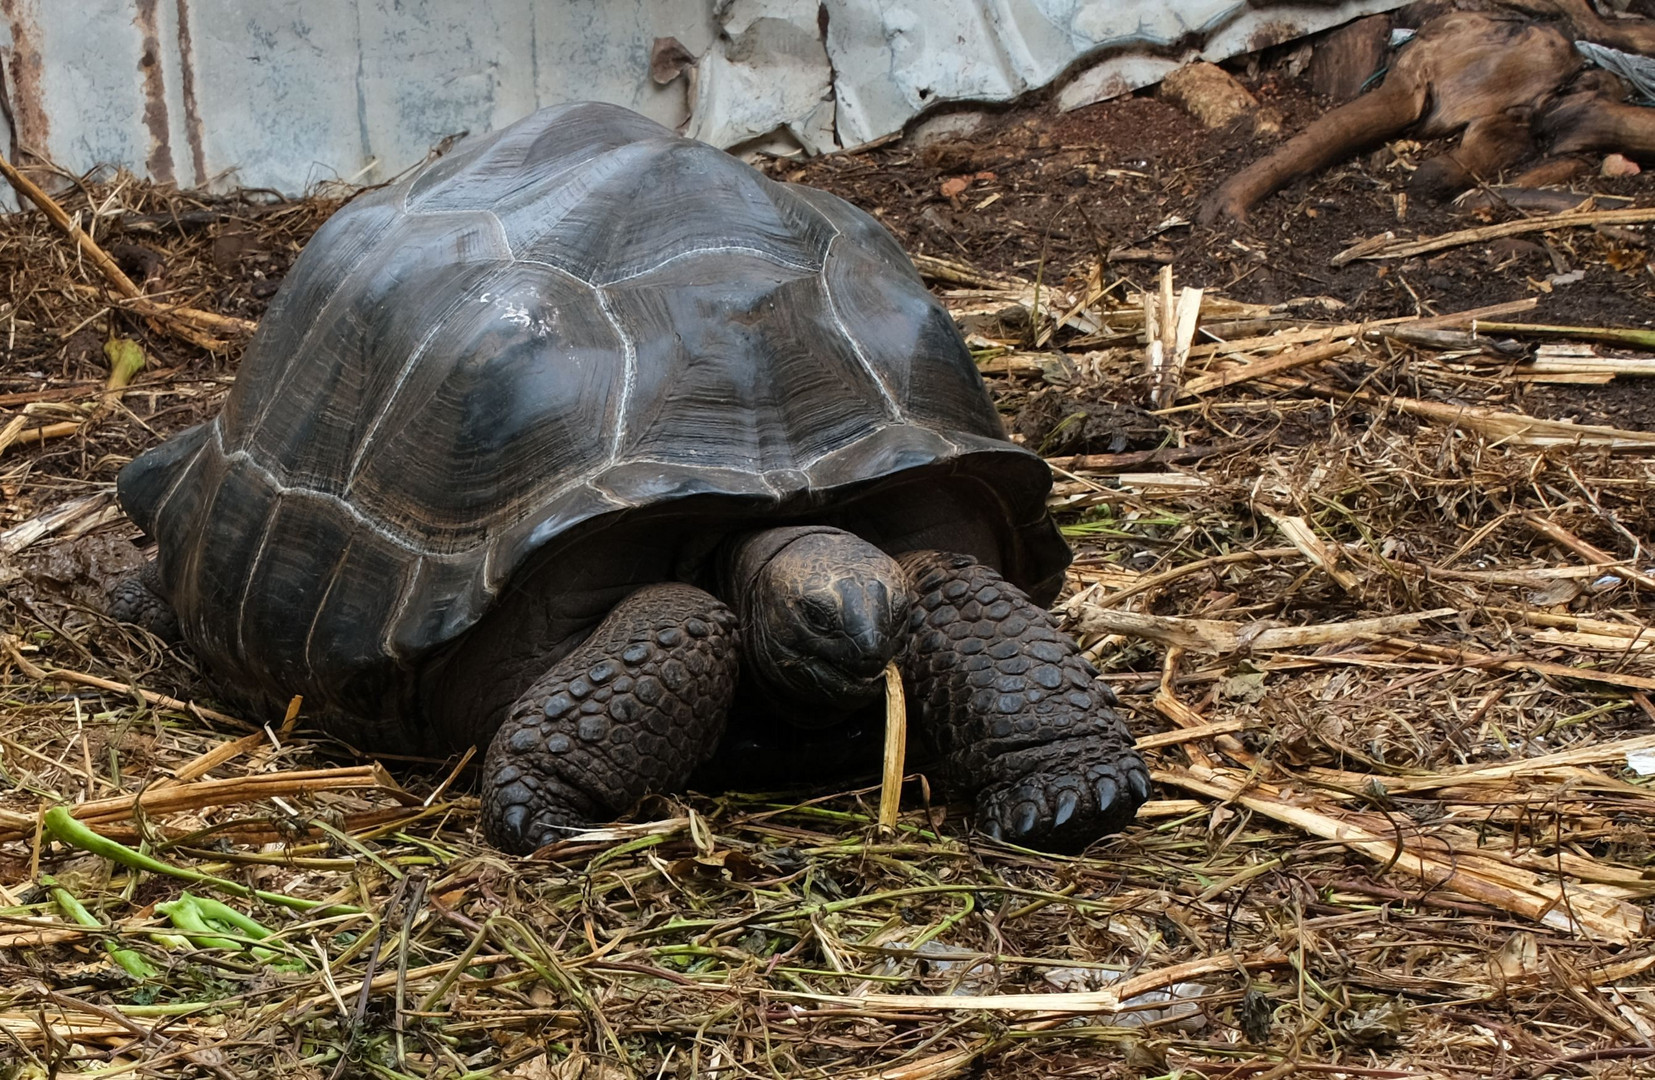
[1602,152,1642,176]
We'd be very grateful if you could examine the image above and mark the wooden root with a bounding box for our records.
[1198,12,1586,223]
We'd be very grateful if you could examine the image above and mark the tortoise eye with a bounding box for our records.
[799,596,837,630]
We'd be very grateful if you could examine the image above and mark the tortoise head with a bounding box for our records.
[723,527,910,724]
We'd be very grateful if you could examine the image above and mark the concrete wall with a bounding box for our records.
[0,0,1407,199]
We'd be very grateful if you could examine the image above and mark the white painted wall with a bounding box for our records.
[0,0,1405,200]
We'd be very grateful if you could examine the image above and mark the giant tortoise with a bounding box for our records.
[110,102,1149,853]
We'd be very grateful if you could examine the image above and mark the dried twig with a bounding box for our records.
[1071,606,1457,653]
[1159,761,1645,942]
[1259,511,1359,592]
[1333,205,1655,264]
[1180,338,1352,397]
[1383,395,1655,450]
[1521,512,1655,591]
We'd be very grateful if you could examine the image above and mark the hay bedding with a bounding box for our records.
[3,80,1655,1080]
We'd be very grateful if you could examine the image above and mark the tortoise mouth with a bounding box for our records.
[747,616,893,726]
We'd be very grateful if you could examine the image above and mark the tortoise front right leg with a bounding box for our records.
[481,583,740,854]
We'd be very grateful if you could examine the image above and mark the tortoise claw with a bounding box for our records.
[1052,788,1080,829]
[975,757,1148,852]
[1093,776,1118,819]
[1011,801,1040,840]
[1127,765,1153,804]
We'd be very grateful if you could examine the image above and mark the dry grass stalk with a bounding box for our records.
[1343,732,1655,794]
[1149,284,1203,408]
[1187,297,1536,359]
[66,282,257,338]
[1134,716,1254,749]
[1259,510,1360,592]
[1522,511,1655,590]
[970,349,1065,377]
[1385,394,1655,449]
[1071,605,1457,653]
[0,765,397,842]
[877,662,907,831]
[1180,338,1352,397]
[0,491,120,555]
[1141,265,1167,395]
[1532,627,1655,650]
[1334,204,1655,263]
[786,945,1288,1014]
[1522,352,1655,378]
[1158,762,1646,942]
[0,922,88,948]
[1370,636,1655,692]
[2,636,249,728]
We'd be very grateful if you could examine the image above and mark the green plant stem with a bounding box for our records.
[47,878,158,979]
[43,806,360,915]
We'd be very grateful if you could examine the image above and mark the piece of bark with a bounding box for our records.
[650,37,697,85]
[1309,15,1392,103]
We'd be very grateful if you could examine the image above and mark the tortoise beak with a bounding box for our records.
[832,578,905,682]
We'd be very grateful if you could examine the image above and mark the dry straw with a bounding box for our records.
[2,166,1654,1079]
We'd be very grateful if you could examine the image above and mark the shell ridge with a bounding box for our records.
[342,259,520,490]
[818,233,904,423]
[379,554,425,666]
[178,449,230,648]
[593,286,636,461]
[302,533,360,687]
[493,256,594,290]
[210,424,429,556]
[594,243,822,288]
[231,495,284,667]
[497,141,674,261]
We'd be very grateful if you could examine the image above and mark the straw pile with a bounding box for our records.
[2,171,1654,1079]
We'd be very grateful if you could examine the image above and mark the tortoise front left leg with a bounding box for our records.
[481,583,740,854]
[897,551,1150,851]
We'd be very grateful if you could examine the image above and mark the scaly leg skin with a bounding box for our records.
[482,583,740,854]
[107,558,180,642]
[897,551,1150,852]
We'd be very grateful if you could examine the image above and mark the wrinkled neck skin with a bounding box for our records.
[719,526,910,727]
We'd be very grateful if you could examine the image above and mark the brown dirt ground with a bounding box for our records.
[3,40,1655,1080]
[773,77,1655,432]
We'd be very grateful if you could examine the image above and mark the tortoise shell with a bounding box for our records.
[118,103,1068,725]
